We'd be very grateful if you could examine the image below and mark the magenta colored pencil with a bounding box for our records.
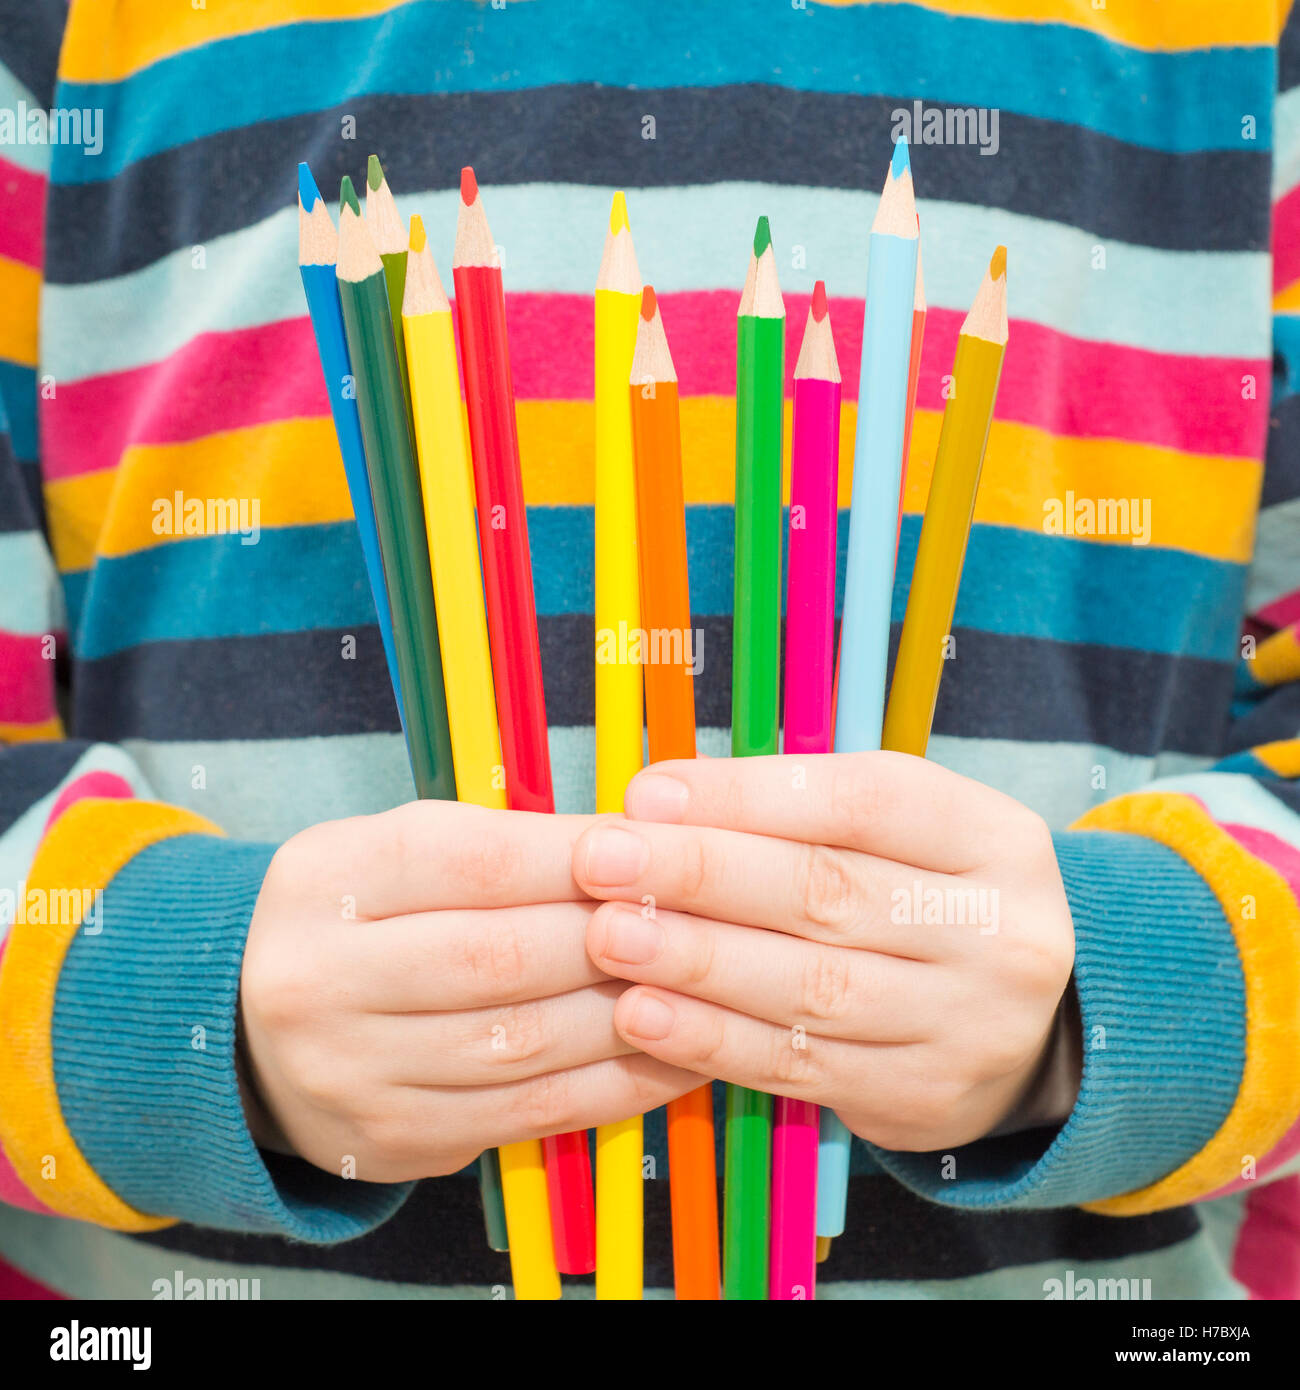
[770,283,841,1300]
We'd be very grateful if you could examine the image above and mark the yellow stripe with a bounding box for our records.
[1272,282,1300,313]
[1248,625,1300,688]
[61,0,408,82]
[0,716,64,743]
[50,404,1258,574]
[816,0,1281,49]
[0,254,39,368]
[1251,738,1300,777]
[1072,792,1300,1215]
[0,798,221,1229]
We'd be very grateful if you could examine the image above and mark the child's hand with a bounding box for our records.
[573,753,1076,1152]
[239,801,701,1182]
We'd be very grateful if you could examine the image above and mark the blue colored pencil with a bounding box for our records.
[818,138,919,1239]
[296,161,403,714]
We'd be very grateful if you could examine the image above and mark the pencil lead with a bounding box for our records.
[753,215,772,258]
[811,279,828,322]
[641,284,657,320]
[409,214,427,254]
[367,154,384,193]
[610,191,630,235]
[339,175,360,217]
[461,166,478,204]
[990,245,1007,280]
[298,161,322,209]
[891,137,910,179]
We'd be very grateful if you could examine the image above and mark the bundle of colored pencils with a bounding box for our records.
[297,139,1008,1299]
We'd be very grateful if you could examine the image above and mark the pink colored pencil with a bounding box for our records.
[770,281,841,1299]
[896,221,927,555]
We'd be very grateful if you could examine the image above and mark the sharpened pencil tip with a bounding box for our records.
[990,245,1007,280]
[641,284,657,320]
[339,175,360,217]
[367,154,384,192]
[409,214,426,254]
[891,137,910,178]
[811,279,828,322]
[610,190,630,235]
[297,161,321,210]
[753,215,772,257]
[460,166,478,204]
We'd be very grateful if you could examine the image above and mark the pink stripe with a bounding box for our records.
[1232,1176,1300,1299]
[43,771,135,835]
[0,630,56,723]
[0,1257,62,1298]
[0,157,44,269]
[1276,184,1300,294]
[1255,590,1300,630]
[42,295,1267,483]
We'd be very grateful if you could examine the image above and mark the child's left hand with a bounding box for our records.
[573,752,1077,1152]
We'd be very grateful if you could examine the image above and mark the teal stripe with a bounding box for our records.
[1246,494,1300,612]
[1274,85,1300,198]
[40,189,1271,382]
[0,61,51,176]
[74,511,1246,662]
[0,531,64,635]
[51,0,1272,185]
[0,361,37,461]
[1148,769,1300,842]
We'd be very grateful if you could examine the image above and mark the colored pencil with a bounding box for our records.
[296,162,403,712]
[365,154,415,424]
[402,215,560,1295]
[897,223,927,553]
[335,176,456,805]
[629,286,721,1301]
[726,214,784,1300]
[453,167,596,1276]
[770,281,840,1301]
[882,248,1007,757]
[818,139,919,1240]
[593,191,646,1301]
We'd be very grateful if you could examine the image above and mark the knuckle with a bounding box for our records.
[768,1028,821,1089]
[679,834,714,900]
[517,1068,580,1138]
[461,919,529,997]
[289,1041,344,1109]
[798,844,860,932]
[828,760,883,843]
[491,1000,550,1068]
[683,926,718,992]
[798,950,856,1024]
[452,832,525,900]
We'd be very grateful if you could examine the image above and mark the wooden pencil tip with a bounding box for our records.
[641,284,657,320]
[460,166,478,204]
[811,279,828,322]
[367,154,384,192]
[990,245,1007,280]
[339,175,360,217]
[409,214,426,254]
[891,137,910,178]
[610,190,630,235]
[753,215,772,257]
[298,161,321,210]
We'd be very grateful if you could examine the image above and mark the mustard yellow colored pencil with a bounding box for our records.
[402,214,560,1302]
[593,190,646,1300]
[881,246,1008,757]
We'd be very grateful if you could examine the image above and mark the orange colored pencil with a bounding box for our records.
[629,285,721,1300]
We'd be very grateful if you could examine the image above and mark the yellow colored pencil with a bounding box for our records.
[402,213,560,1302]
[593,190,646,1301]
[881,246,1008,756]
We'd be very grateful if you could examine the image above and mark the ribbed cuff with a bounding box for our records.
[52,831,413,1240]
[866,829,1245,1209]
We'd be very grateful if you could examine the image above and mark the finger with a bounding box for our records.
[623,751,1018,871]
[384,982,636,1085]
[573,815,981,949]
[305,801,596,918]
[335,902,609,1011]
[611,985,896,1103]
[391,1053,704,1154]
[586,902,935,1039]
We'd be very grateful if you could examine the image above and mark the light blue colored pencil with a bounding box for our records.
[296,160,404,718]
[818,138,919,1239]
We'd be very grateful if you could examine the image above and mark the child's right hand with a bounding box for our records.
[238,801,701,1182]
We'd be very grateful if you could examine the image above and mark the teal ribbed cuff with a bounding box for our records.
[867,828,1245,1209]
[52,831,413,1240]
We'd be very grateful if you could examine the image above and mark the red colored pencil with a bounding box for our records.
[453,166,596,1276]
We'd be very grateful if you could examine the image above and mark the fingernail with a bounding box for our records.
[625,992,676,1040]
[626,772,689,823]
[583,825,648,886]
[601,907,663,965]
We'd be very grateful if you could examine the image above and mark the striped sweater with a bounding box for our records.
[1,0,1300,1299]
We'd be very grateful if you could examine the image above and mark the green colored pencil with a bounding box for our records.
[337,175,456,803]
[365,154,415,428]
[726,214,785,1299]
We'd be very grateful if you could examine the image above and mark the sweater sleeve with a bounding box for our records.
[0,22,409,1241]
